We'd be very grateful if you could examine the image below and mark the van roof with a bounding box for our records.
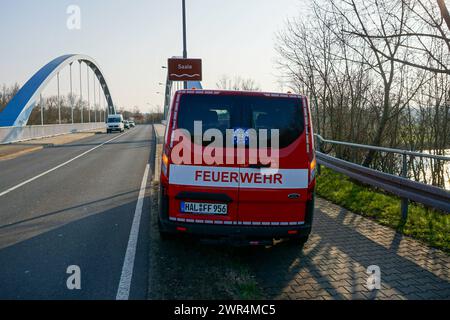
[175,89,305,99]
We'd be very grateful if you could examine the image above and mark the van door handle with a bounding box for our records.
[248,164,271,169]
[176,192,233,203]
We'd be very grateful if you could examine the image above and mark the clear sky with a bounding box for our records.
[0,0,307,113]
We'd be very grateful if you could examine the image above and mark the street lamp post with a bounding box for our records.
[87,65,91,123]
[79,61,83,123]
[57,72,61,125]
[93,72,97,123]
[70,63,74,124]
[161,65,172,120]
[40,94,44,126]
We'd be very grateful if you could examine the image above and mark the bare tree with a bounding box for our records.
[276,0,449,186]
[0,83,20,113]
[347,0,450,74]
[216,75,261,91]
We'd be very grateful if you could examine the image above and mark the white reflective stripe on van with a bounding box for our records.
[169,165,309,189]
[168,217,305,226]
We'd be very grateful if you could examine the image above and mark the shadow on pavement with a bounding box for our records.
[148,193,450,300]
[0,198,150,300]
[237,201,450,300]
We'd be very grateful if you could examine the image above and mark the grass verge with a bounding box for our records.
[316,167,450,253]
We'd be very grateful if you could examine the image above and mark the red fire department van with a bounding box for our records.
[159,90,316,245]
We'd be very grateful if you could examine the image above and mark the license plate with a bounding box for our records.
[180,201,228,215]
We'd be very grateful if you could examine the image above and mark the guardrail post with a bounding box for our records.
[401,153,409,222]
[317,138,322,175]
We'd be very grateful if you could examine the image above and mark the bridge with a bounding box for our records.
[0,54,115,144]
[0,54,116,127]
[0,55,448,300]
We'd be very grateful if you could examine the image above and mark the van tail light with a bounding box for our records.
[309,156,317,185]
[162,152,169,167]
[309,157,317,172]
[162,152,170,177]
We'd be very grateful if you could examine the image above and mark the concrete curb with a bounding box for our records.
[152,123,165,183]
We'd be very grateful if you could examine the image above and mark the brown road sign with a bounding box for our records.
[168,58,202,81]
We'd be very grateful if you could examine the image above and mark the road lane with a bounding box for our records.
[0,131,127,192]
[0,125,154,299]
[0,132,128,198]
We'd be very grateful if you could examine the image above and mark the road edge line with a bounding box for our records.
[116,163,150,300]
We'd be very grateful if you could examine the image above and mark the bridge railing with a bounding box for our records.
[0,123,106,145]
[314,134,450,218]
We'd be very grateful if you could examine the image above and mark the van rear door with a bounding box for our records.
[168,91,312,227]
[236,94,311,226]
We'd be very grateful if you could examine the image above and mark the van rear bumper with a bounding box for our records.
[158,184,315,244]
[159,218,312,240]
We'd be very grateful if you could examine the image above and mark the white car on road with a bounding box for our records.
[106,114,124,133]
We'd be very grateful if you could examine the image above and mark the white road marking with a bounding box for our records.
[116,163,150,300]
[0,131,128,198]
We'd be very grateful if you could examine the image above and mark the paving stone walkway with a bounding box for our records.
[250,198,450,300]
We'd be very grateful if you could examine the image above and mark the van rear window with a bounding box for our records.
[176,94,304,148]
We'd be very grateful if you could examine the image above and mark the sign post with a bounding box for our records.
[182,0,188,89]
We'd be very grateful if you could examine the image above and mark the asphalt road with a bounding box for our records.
[0,125,154,299]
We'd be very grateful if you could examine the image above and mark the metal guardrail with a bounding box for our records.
[315,135,450,216]
[315,135,450,161]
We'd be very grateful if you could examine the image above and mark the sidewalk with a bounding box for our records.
[0,129,105,161]
[251,198,450,300]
